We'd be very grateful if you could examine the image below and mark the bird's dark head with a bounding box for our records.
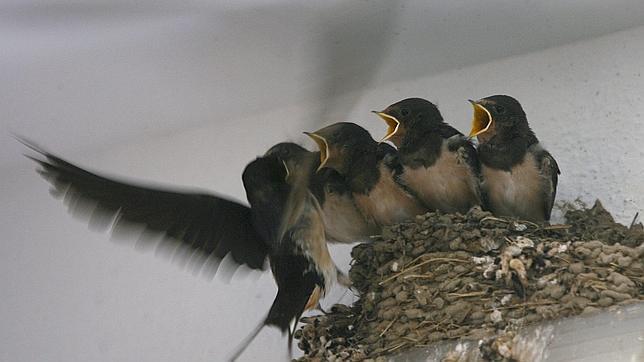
[242,156,289,189]
[469,95,529,144]
[264,142,318,183]
[265,142,309,160]
[374,98,443,147]
[304,122,375,174]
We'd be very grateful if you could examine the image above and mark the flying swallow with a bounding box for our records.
[230,150,346,360]
[374,98,481,214]
[468,95,560,222]
[305,122,427,228]
[19,139,344,360]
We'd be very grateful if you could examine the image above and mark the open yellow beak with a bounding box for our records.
[469,100,493,137]
[303,132,329,172]
[373,111,400,143]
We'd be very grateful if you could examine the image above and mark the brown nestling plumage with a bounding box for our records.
[305,122,427,228]
[375,98,481,214]
[469,95,560,222]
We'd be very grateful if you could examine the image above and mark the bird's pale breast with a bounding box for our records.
[321,193,377,243]
[353,164,427,226]
[400,143,479,213]
[482,154,546,222]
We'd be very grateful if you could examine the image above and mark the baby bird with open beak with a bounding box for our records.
[375,98,481,214]
[305,122,427,228]
[469,95,560,222]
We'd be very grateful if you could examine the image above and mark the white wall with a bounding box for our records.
[2,26,644,362]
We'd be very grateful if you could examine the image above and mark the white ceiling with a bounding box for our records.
[2,0,644,167]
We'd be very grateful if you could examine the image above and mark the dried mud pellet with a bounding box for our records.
[547,284,566,299]
[522,314,542,324]
[536,306,557,319]
[433,297,445,309]
[600,290,631,301]
[507,309,525,319]
[616,255,632,267]
[585,240,604,249]
[392,284,404,295]
[568,262,585,274]
[607,272,634,287]
[380,309,396,321]
[470,311,486,321]
[384,332,400,341]
[427,332,446,342]
[411,245,425,256]
[574,246,592,258]
[446,327,468,338]
[577,272,599,281]
[449,237,465,250]
[582,306,601,316]
[579,289,599,301]
[595,268,610,278]
[441,278,461,291]
[404,308,424,319]
[597,297,614,307]
[379,297,396,308]
[568,296,591,310]
[453,265,468,274]
[608,283,633,294]
[395,291,408,302]
[445,301,472,323]
[597,252,615,265]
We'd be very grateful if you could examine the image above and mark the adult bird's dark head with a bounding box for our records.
[264,142,319,178]
[469,95,530,144]
[373,98,444,147]
[304,122,374,174]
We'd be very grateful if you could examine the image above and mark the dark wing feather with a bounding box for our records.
[378,142,401,173]
[309,167,352,205]
[438,123,464,140]
[447,134,482,177]
[533,148,560,221]
[229,247,322,361]
[266,252,321,333]
[447,134,484,208]
[24,141,269,271]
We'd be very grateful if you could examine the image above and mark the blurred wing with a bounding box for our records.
[23,140,269,272]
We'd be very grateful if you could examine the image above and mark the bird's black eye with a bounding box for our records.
[400,108,410,117]
[416,113,423,120]
[494,105,506,114]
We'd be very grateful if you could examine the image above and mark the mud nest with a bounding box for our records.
[294,200,644,361]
